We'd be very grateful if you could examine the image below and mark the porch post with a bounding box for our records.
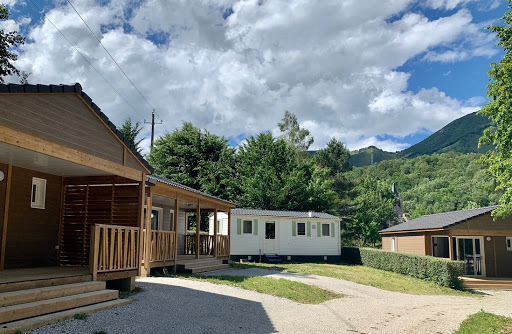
[214,208,218,258]
[173,196,179,274]
[137,173,146,277]
[196,200,200,259]
[227,209,231,258]
[145,187,152,269]
[448,233,453,261]
[0,164,12,270]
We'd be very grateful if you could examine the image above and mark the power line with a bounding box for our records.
[66,0,171,134]
[28,0,147,122]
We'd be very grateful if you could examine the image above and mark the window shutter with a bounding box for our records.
[254,219,258,235]
[331,222,335,237]
[237,218,242,235]
[317,222,321,237]
[307,221,311,237]
[292,221,296,236]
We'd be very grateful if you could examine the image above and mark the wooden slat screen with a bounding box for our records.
[60,184,139,266]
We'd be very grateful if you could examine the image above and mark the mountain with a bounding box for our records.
[348,112,494,167]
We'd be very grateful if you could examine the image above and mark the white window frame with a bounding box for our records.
[507,237,512,251]
[31,177,47,209]
[169,209,175,231]
[321,223,330,237]
[390,236,397,252]
[242,220,253,234]
[217,219,222,234]
[297,222,306,236]
[144,206,164,230]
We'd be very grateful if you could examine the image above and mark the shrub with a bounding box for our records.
[342,247,465,289]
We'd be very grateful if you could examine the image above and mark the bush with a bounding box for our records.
[342,246,465,289]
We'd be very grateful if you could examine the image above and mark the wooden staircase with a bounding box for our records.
[177,258,229,274]
[462,277,512,290]
[0,275,131,333]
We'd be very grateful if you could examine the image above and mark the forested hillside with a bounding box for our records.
[348,112,494,167]
[346,152,500,219]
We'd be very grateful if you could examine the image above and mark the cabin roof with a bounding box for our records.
[147,174,235,206]
[231,208,340,220]
[0,83,153,172]
[380,205,500,234]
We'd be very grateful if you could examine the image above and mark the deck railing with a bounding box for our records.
[89,224,140,280]
[142,230,176,264]
[184,235,215,255]
[216,235,229,257]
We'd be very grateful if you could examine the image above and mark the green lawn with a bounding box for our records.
[230,262,476,296]
[456,311,512,334]
[187,275,342,304]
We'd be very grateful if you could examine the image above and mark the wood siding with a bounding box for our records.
[449,214,512,235]
[60,184,139,266]
[381,236,391,251]
[4,166,61,268]
[0,163,7,258]
[424,231,450,256]
[396,234,426,255]
[493,236,512,277]
[0,94,140,169]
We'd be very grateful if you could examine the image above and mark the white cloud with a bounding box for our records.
[426,0,475,10]
[10,0,495,153]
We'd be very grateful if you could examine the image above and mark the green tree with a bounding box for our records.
[479,0,512,218]
[118,118,144,153]
[148,122,234,199]
[236,132,336,212]
[0,4,25,83]
[277,110,314,150]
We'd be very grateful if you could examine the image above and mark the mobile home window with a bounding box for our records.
[321,223,330,236]
[507,237,512,251]
[217,220,222,234]
[297,222,306,236]
[243,220,252,234]
[169,210,175,231]
[391,237,396,252]
[31,177,47,209]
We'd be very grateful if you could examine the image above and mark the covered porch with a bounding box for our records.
[141,175,235,275]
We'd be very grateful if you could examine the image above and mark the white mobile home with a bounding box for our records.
[210,209,341,262]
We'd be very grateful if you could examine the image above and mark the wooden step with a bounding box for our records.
[183,261,224,269]
[0,281,106,307]
[188,264,230,274]
[0,289,118,323]
[0,299,131,334]
[0,275,92,293]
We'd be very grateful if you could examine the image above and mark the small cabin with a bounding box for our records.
[211,209,341,262]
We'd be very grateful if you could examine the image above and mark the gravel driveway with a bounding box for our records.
[27,268,512,334]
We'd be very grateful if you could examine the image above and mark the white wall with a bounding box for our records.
[230,214,341,256]
[208,213,229,235]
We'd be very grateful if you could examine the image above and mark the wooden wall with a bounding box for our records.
[449,214,512,235]
[381,236,391,251]
[396,233,426,255]
[0,94,142,171]
[4,166,61,269]
[0,163,7,262]
[492,236,512,277]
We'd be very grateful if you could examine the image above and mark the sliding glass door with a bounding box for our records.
[457,237,483,276]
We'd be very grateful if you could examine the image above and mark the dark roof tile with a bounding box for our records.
[380,205,500,233]
[231,208,340,220]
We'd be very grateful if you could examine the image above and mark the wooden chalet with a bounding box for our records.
[0,83,234,332]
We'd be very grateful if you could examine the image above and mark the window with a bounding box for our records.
[391,237,396,252]
[144,206,163,230]
[169,210,175,231]
[297,222,306,236]
[243,220,252,234]
[217,220,222,234]
[321,223,330,236]
[31,177,47,209]
[432,236,450,258]
[507,237,512,251]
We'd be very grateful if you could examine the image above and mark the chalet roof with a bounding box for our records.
[231,208,340,220]
[0,83,153,172]
[147,174,235,206]
[380,205,500,233]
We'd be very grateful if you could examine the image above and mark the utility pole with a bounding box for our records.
[144,110,162,151]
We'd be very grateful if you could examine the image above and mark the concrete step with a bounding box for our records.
[0,281,106,307]
[0,299,131,334]
[0,275,92,293]
[189,264,229,274]
[0,289,118,323]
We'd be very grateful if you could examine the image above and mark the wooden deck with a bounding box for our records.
[0,267,89,284]
[461,277,512,290]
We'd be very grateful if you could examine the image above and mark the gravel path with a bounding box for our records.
[27,269,512,334]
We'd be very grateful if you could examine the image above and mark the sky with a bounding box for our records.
[1,0,507,153]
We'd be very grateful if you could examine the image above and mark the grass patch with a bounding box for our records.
[456,311,512,334]
[230,262,476,296]
[188,275,342,304]
[73,313,88,320]
[118,286,144,299]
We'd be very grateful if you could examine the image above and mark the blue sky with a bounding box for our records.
[2,0,508,152]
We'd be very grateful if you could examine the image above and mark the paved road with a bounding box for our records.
[28,269,512,334]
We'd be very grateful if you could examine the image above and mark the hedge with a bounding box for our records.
[341,246,465,289]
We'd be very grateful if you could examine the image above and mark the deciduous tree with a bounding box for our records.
[0,4,25,83]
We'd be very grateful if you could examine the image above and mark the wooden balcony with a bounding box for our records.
[142,230,177,268]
